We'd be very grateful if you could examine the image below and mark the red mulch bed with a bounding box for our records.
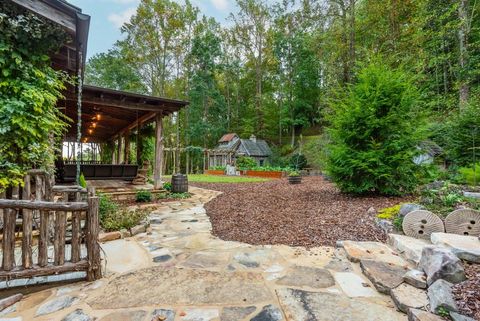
[453,262,480,320]
[193,176,409,247]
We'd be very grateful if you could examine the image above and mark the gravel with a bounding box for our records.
[194,176,408,247]
[452,262,480,320]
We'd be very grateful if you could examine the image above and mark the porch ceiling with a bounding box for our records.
[59,85,188,143]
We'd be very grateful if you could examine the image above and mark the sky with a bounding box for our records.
[68,0,235,60]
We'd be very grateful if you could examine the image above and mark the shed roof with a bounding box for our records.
[240,139,272,157]
[219,133,238,143]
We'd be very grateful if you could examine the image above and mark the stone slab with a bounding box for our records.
[403,269,427,289]
[390,283,428,313]
[360,259,408,294]
[407,309,444,321]
[340,241,407,266]
[276,288,407,321]
[388,234,431,264]
[276,266,335,289]
[88,266,272,308]
[250,305,283,321]
[101,239,152,274]
[221,307,256,321]
[99,310,148,321]
[334,272,378,298]
[431,233,480,263]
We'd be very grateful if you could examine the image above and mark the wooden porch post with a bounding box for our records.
[117,137,123,164]
[154,113,164,189]
[124,131,130,164]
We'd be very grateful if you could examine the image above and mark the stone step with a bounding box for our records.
[387,234,431,265]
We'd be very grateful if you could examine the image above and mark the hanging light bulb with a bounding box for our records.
[88,129,93,134]
[96,113,101,120]
[92,122,97,128]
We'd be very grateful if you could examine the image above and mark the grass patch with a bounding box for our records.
[165,174,271,183]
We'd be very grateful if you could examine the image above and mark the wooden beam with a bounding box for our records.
[0,261,89,280]
[124,130,130,164]
[11,0,76,33]
[154,113,164,189]
[0,200,88,211]
[113,112,155,139]
[64,96,180,113]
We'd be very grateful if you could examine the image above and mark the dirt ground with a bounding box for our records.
[193,176,408,247]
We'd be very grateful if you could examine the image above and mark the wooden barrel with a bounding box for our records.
[172,174,188,193]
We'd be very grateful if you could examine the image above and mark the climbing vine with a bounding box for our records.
[0,2,70,190]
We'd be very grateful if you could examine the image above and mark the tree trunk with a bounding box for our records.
[458,0,469,108]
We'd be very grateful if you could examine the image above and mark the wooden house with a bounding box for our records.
[208,134,272,168]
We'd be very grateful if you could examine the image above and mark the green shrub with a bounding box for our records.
[135,190,152,202]
[377,204,402,220]
[289,154,308,170]
[79,173,87,188]
[288,170,300,177]
[210,166,226,170]
[101,207,149,232]
[326,62,424,195]
[458,163,480,186]
[441,103,480,166]
[163,181,172,191]
[236,156,257,170]
[99,194,119,223]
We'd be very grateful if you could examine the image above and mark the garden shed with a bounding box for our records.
[208,133,272,168]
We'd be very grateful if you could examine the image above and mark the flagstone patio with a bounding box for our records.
[1,187,407,321]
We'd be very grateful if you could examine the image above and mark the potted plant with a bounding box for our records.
[288,170,302,184]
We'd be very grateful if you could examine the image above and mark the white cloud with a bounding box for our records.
[211,0,229,11]
[108,7,137,28]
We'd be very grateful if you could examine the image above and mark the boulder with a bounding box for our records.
[359,259,407,294]
[388,234,431,264]
[407,309,444,321]
[377,219,393,234]
[431,233,480,263]
[340,241,407,266]
[403,269,427,289]
[427,279,458,313]
[130,224,147,236]
[390,283,428,313]
[400,204,424,218]
[418,246,466,285]
[449,312,476,321]
[98,231,121,242]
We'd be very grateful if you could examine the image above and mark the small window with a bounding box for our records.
[259,159,264,166]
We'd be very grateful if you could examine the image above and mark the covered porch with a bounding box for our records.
[57,85,188,189]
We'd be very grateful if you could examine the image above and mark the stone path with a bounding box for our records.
[2,187,407,321]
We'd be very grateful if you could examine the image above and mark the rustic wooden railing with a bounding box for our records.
[0,170,101,283]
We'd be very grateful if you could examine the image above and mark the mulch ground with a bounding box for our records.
[453,262,480,320]
[193,176,409,247]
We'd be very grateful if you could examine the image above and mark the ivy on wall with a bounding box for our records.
[0,2,70,190]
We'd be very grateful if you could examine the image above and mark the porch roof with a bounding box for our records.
[60,85,189,143]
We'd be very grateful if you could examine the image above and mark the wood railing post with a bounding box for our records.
[2,189,15,271]
[22,175,33,269]
[71,192,81,263]
[54,192,67,265]
[86,196,101,281]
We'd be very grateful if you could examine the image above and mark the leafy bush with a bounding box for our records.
[101,207,149,232]
[288,170,300,177]
[418,183,480,217]
[79,173,87,188]
[98,193,149,231]
[99,194,119,223]
[0,3,70,190]
[377,204,402,220]
[163,181,172,191]
[210,166,226,170]
[236,156,257,170]
[441,103,480,166]
[325,62,424,195]
[458,163,480,186]
[289,154,308,170]
[135,189,152,202]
